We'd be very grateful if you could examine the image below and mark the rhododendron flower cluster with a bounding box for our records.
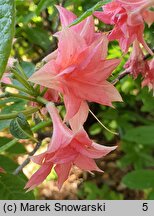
[26,6,122,190]
[94,0,154,53]
[24,2,154,190]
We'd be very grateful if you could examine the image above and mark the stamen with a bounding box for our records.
[89,109,119,135]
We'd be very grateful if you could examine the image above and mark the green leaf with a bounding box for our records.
[24,27,51,50]
[0,173,35,200]
[36,0,54,15]
[9,113,34,140]
[0,155,19,173]
[0,0,15,79]
[122,170,154,189]
[0,120,11,131]
[123,125,154,146]
[148,190,154,200]
[0,137,26,154]
[70,0,111,27]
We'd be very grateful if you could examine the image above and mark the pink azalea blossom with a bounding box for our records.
[43,5,101,63]
[124,40,149,78]
[29,28,122,120]
[142,59,154,92]
[55,5,101,44]
[94,0,154,53]
[25,103,116,190]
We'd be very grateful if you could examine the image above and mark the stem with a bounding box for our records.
[1,83,32,95]
[40,87,48,97]
[0,107,39,120]
[13,141,42,175]
[11,69,35,93]
[36,96,49,105]
[32,119,52,133]
[112,70,130,85]
[0,92,37,102]
[0,119,52,153]
[16,63,28,80]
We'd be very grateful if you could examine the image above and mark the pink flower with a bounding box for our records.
[25,103,116,190]
[0,58,16,84]
[29,28,122,120]
[142,59,154,92]
[124,40,149,78]
[0,73,11,84]
[55,5,101,45]
[0,167,5,174]
[94,0,154,53]
[43,5,101,63]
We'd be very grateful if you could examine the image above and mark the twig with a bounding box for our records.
[112,50,154,85]
[112,70,130,85]
[13,141,42,175]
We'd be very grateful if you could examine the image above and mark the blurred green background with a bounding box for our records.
[0,0,154,200]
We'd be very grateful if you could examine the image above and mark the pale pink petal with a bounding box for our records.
[73,141,117,159]
[25,163,53,191]
[31,152,46,165]
[57,28,86,68]
[69,101,89,132]
[56,5,77,27]
[49,146,78,164]
[28,60,60,90]
[63,90,82,121]
[143,10,154,27]
[55,163,72,190]
[81,59,120,83]
[1,73,11,84]
[79,16,95,45]
[43,49,58,62]
[68,79,122,107]
[74,154,103,172]
[46,103,73,152]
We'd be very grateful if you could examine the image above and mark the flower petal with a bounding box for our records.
[55,163,72,190]
[25,163,53,191]
[74,154,103,172]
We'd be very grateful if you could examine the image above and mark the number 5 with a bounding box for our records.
[142,203,148,211]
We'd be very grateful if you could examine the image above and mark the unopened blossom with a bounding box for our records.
[124,40,149,78]
[142,59,154,92]
[29,28,122,120]
[94,0,154,53]
[25,103,116,190]
[0,167,5,173]
[0,57,16,84]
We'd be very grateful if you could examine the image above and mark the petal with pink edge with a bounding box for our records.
[57,28,86,68]
[46,103,73,152]
[56,5,77,27]
[63,89,82,121]
[55,163,72,190]
[25,163,53,191]
[74,154,103,172]
[69,101,89,132]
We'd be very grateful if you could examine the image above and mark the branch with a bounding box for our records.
[112,70,130,85]
[13,141,42,175]
[112,49,154,85]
